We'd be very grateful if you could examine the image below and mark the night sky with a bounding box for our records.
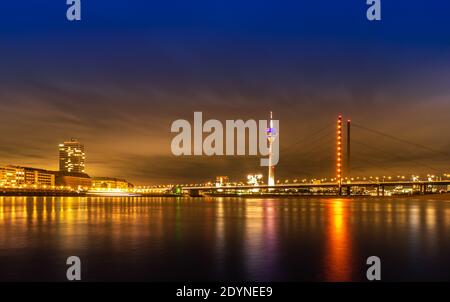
[1,1,450,184]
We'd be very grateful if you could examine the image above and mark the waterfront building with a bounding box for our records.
[0,166,55,187]
[59,138,86,173]
[55,171,92,189]
[215,176,229,188]
[247,174,263,186]
[0,166,19,187]
[92,177,133,190]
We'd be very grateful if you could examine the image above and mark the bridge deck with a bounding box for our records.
[183,180,450,191]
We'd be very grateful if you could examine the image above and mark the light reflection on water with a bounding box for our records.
[323,199,352,281]
[0,196,449,281]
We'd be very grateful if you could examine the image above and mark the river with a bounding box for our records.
[0,196,449,281]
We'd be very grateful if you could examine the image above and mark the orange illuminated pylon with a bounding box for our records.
[337,115,343,186]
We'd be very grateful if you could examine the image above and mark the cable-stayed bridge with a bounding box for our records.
[182,115,450,196]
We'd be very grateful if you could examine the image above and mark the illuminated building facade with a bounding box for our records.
[215,176,229,188]
[59,138,85,173]
[55,171,92,189]
[92,177,133,190]
[247,174,263,186]
[0,166,18,187]
[0,166,55,187]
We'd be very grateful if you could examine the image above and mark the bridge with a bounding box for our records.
[183,180,450,197]
[182,114,450,197]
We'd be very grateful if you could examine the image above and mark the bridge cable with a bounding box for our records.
[352,122,450,158]
[351,139,444,174]
[280,123,334,154]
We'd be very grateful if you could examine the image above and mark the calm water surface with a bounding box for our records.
[0,196,449,281]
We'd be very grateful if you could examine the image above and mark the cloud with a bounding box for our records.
[1,28,450,184]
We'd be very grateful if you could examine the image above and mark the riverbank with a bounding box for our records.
[0,190,181,197]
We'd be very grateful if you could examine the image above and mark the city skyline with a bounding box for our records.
[1,1,450,184]
[0,125,448,187]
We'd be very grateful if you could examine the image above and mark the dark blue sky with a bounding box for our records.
[1,1,450,183]
[2,1,450,44]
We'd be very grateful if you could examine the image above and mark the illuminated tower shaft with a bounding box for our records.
[347,119,351,176]
[337,115,343,187]
[268,145,275,186]
[267,112,277,187]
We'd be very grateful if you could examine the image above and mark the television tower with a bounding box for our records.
[266,111,277,187]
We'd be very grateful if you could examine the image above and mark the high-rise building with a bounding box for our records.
[59,138,86,173]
